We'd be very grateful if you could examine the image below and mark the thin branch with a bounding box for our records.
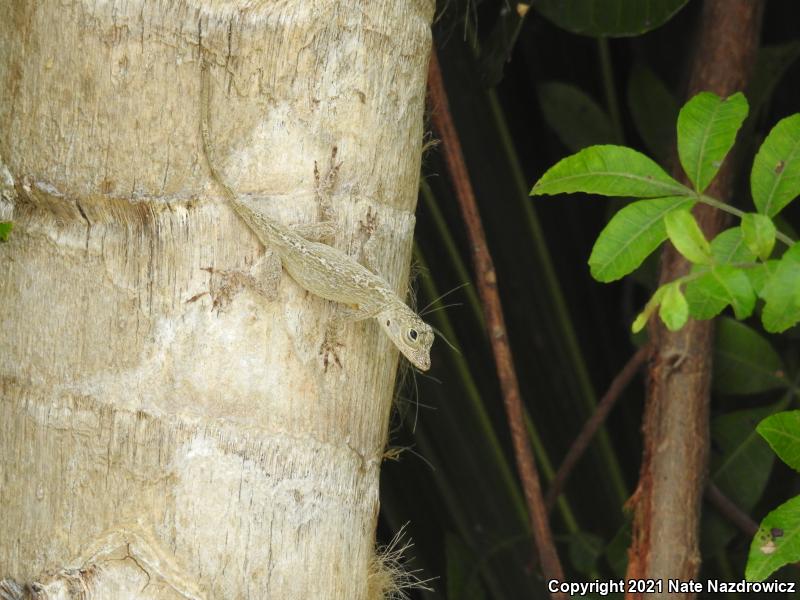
[427,47,566,596]
[704,482,758,537]
[546,344,650,513]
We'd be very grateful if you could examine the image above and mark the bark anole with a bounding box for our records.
[199,59,433,370]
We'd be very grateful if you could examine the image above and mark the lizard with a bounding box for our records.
[198,56,434,371]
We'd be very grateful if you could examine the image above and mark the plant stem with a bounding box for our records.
[699,193,796,246]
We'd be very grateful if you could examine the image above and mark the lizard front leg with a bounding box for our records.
[290,221,338,244]
[319,304,376,371]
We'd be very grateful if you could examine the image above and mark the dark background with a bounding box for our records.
[378,1,800,598]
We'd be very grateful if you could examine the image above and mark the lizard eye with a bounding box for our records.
[407,328,418,342]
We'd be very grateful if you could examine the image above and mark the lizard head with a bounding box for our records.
[378,304,434,371]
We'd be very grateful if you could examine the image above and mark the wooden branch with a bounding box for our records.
[705,482,758,537]
[427,46,566,597]
[625,2,764,598]
[546,344,649,513]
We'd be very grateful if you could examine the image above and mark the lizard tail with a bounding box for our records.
[199,55,239,207]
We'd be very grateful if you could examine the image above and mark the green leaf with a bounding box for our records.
[632,283,669,333]
[533,0,689,37]
[0,221,11,242]
[589,197,695,282]
[751,113,800,217]
[531,145,689,198]
[677,92,749,193]
[758,411,800,472]
[627,64,678,165]
[709,227,756,265]
[741,213,777,260]
[745,494,800,581]
[748,260,779,296]
[538,82,616,151]
[712,318,787,395]
[703,401,784,557]
[664,209,713,264]
[685,265,756,320]
[761,242,800,332]
[659,282,688,331]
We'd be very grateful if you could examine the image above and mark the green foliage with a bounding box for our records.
[706,227,756,265]
[741,213,777,260]
[531,145,689,198]
[751,114,800,217]
[676,92,748,193]
[533,0,689,37]
[684,265,755,320]
[664,209,713,264]
[745,412,800,580]
[531,91,800,334]
[0,221,11,242]
[746,495,800,582]
[703,401,784,557]
[757,411,800,471]
[712,318,787,395]
[589,197,694,282]
[531,91,800,584]
[538,82,616,151]
[761,242,800,333]
[631,283,667,333]
[658,282,688,331]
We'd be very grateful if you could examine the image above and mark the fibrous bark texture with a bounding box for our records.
[0,1,433,598]
[625,2,763,598]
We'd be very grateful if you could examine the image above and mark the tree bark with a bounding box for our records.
[0,1,433,598]
[625,2,763,598]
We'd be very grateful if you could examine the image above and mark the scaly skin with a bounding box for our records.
[199,59,433,370]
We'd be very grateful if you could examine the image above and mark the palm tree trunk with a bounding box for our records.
[0,2,433,598]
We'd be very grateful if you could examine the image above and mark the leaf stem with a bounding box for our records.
[698,194,796,247]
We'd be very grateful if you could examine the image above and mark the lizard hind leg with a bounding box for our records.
[313,146,341,224]
[202,249,282,313]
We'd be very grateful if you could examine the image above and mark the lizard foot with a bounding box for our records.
[201,267,251,313]
[314,146,341,223]
[319,327,344,371]
[194,252,282,313]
